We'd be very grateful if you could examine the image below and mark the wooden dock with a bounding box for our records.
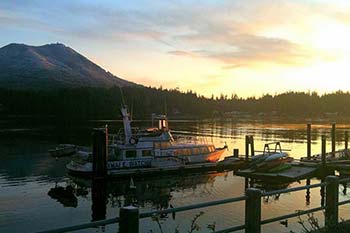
[235,165,317,181]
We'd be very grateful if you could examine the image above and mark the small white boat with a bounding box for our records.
[264,152,288,161]
[49,144,77,157]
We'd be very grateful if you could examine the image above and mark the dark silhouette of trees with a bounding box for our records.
[1,87,350,119]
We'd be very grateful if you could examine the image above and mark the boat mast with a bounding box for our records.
[119,88,132,144]
[121,105,132,144]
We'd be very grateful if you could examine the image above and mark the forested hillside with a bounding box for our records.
[0,87,349,120]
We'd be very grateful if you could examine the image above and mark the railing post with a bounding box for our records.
[331,123,336,158]
[250,136,255,156]
[245,135,250,161]
[325,175,339,230]
[245,188,262,233]
[307,123,311,160]
[119,206,139,233]
[322,135,326,167]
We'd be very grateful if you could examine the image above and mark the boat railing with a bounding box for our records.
[36,175,350,233]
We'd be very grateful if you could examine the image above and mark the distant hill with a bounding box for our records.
[0,43,135,89]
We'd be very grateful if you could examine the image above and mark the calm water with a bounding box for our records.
[1,118,350,233]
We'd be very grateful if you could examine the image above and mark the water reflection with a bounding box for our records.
[48,184,78,207]
[91,178,107,222]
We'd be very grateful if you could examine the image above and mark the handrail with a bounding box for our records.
[215,224,246,233]
[36,217,120,233]
[261,206,325,225]
[139,196,247,218]
[263,182,326,196]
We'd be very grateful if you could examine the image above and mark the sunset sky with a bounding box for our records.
[1,0,350,97]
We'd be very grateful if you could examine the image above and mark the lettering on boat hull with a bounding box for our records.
[107,159,152,169]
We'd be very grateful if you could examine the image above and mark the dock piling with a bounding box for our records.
[119,206,139,233]
[233,148,239,157]
[245,188,262,233]
[92,127,108,178]
[322,135,326,167]
[325,176,339,229]
[345,131,348,150]
[332,123,336,158]
[245,135,250,161]
[250,136,255,156]
[307,123,311,160]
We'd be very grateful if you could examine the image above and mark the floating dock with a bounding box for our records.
[235,165,317,181]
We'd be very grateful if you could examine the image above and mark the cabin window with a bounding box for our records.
[142,150,152,157]
[160,142,171,148]
[125,150,137,158]
[154,143,161,149]
[192,148,200,154]
[208,146,215,152]
[200,147,209,154]
[174,149,181,156]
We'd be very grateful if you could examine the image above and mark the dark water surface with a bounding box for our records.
[1,118,350,233]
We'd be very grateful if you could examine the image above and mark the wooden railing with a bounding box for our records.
[37,175,350,233]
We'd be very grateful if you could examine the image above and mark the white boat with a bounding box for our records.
[67,105,226,174]
[49,144,77,157]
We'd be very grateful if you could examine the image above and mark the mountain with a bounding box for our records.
[0,43,135,89]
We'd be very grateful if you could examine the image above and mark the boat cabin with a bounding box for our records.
[110,142,216,161]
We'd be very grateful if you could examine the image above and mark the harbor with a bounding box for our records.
[3,118,350,232]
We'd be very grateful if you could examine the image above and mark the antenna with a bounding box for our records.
[130,98,134,121]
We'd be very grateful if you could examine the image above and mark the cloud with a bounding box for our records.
[167,50,196,57]
[0,0,346,68]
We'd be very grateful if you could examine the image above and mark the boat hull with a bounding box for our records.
[67,149,226,175]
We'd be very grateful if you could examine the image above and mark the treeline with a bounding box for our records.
[0,86,350,119]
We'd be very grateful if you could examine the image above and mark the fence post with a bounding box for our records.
[331,123,336,158]
[345,131,348,150]
[245,135,250,161]
[119,206,139,233]
[245,188,262,233]
[325,175,339,230]
[307,123,311,160]
[322,136,326,167]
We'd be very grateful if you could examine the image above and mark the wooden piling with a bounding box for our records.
[345,131,348,150]
[245,135,250,161]
[325,176,339,229]
[233,148,239,157]
[331,123,336,158]
[307,123,311,160]
[92,127,108,178]
[250,136,255,156]
[322,135,326,167]
[245,188,262,233]
[119,206,139,233]
[91,178,106,222]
